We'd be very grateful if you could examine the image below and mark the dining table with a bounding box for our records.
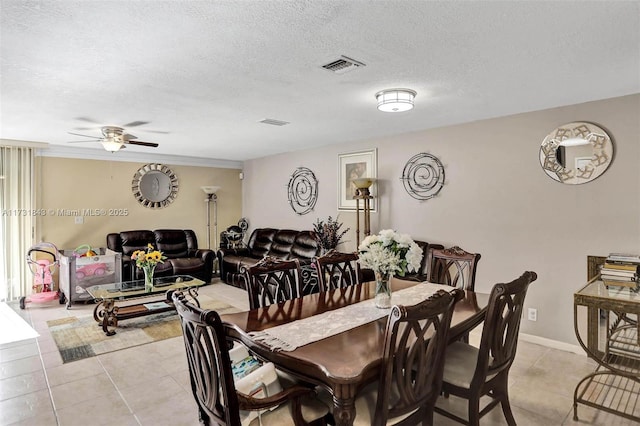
[221,278,489,426]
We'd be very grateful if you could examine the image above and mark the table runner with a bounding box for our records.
[249,282,453,351]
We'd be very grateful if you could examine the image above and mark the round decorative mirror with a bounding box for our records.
[132,163,179,208]
[539,122,614,184]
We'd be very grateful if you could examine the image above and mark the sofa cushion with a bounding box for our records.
[120,230,156,256]
[248,228,277,258]
[291,231,320,261]
[154,229,189,258]
[269,230,298,259]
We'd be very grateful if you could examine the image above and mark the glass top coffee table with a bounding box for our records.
[86,275,205,336]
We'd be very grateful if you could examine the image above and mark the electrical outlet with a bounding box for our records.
[74,216,84,224]
[527,308,537,322]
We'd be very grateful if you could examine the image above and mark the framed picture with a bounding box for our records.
[338,149,377,211]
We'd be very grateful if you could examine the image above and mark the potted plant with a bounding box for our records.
[313,216,350,254]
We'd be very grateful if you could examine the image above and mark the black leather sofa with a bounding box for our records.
[107,229,215,283]
[217,228,320,289]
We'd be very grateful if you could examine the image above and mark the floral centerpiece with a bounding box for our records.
[357,229,423,308]
[131,244,167,290]
[313,216,350,253]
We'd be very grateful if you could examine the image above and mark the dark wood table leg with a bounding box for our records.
[332,384,356,426]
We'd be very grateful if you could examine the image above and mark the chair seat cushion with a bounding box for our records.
[442,341,497,389]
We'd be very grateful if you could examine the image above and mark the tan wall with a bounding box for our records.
[35,158,242,250]
[242,94,640,345]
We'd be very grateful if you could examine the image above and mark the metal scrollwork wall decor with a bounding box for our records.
[287,167,318,215]
[539,122,614,184]
[400,153,445,201]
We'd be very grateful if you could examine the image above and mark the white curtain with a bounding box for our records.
[0,145,35,301]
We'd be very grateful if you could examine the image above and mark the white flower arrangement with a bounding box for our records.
[357,229,423,277]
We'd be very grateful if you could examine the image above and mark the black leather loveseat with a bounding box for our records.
[107,229,215,283]
[217,228,320,289]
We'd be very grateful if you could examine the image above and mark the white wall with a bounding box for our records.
[242,94,640,345]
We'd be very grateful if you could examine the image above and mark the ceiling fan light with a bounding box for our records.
[101,140,124,152]
[375,88,417,112]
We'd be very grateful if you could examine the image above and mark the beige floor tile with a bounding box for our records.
[0,355,43,380]
[0,341,40,363]
[0,388,55,425]
[56,391,134,426]
[509,377,576,423]
[119,375,188,412]
[45,356,105,387]
[133,391,200,426]
[10,409,58,426]
[563,403,640,425]
[0,370,49,401]
[50,372,118,410]
[40,348,64,369]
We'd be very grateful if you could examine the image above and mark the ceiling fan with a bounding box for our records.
[67,126,160,152]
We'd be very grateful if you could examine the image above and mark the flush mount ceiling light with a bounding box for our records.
[375,88,417,112]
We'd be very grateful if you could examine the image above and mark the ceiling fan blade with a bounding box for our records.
[145,130,170,134]
[67,140,99,143]
[75,116,99,123]
[122,121,150,128]
[127,140,159,147]
[68,131,101,139]
[122,133,138,140]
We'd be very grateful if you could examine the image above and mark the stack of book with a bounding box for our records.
[601,253,640,287]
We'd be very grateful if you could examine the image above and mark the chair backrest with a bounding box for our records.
[374,289,464,425]
[242,256,303,309]
[173,291,241,426]
[426,246,481,291]
[471,271,537,389]
[314,250,361,292]
[400,241,444,282]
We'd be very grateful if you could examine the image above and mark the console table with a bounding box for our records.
[573,278,640,421]
[86,275,205,336]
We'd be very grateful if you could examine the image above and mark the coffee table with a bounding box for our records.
[86,274,205,336]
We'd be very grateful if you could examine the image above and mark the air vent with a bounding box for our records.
[322,56,366,74]
[259,118,290,126]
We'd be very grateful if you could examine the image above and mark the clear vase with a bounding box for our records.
[374,271,392,309]
[143,265,155,291]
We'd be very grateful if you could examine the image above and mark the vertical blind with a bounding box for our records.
[0,145,35,301]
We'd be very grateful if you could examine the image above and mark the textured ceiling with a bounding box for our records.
[1,1,639,162]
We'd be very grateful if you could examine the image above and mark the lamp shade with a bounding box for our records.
[375,88,417,112]
[351,177,376,189]
[201,186,221,195]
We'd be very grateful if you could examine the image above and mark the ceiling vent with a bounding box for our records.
[322,56,366,74]
[259,118,290,126]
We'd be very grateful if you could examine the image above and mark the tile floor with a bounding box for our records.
[0,280,637,425]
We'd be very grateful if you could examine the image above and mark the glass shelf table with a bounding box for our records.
[86,274,205,336]
[574,278,640,421]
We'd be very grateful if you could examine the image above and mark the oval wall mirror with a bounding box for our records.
[132,163,179,208]
[539,122,614,184]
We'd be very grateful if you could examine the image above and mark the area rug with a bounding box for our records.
[47,298,239,363]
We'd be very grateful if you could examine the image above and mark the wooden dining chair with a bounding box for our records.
[313,250,361,292]
[172,290,329,426]
[348,288,464,426]
[399,241,444,282]
[434,271,538,426]
[426,246,481,291]
[242,256,303,309]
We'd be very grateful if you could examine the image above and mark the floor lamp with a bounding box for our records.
[352,178,375,247]
[201,186,221,250]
